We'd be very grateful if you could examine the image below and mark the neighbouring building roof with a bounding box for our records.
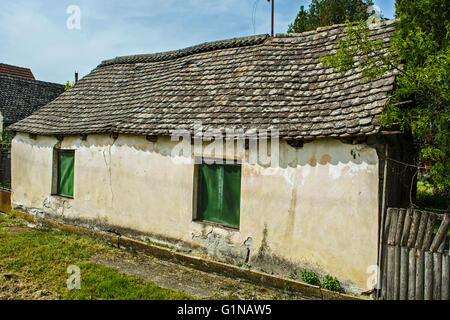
[9,20,397,140]
[0,63,35,80]
[0,74,65,124]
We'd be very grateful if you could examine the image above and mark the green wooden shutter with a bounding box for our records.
[197,163,241,227]
[221,165,241,227]
[58,151,74,197]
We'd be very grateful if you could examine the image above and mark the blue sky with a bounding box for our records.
[0,0,395,84]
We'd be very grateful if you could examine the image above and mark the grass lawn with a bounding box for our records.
[0,213,194,300]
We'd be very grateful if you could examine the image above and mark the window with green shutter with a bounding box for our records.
[196,160,241,228]
[57,150,74,197]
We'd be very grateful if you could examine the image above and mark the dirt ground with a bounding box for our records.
[90,250,310,300]
[0,273,58,300]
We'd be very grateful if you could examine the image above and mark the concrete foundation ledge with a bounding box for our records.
[8,209,367,300]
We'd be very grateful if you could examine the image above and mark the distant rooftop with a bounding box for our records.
[0,63,35,80]
[0,74,65,124]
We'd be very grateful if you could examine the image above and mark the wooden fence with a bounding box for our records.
[380,208,449,300]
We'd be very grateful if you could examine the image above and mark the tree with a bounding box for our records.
[320,0,449,193]
[287,0,374,33]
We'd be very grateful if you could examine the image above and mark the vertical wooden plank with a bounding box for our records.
[380,208,392,300]
[399,209,412,300]
[433,252,442,300]
[408,248,416,300]
[401,209,413,246]
[424,251,433,300]
[396,209,406,245]
[393,209,405,300]
[386,245,396,300]
[386,209,398,300]
[400,246,409,300]
[415,249,425,300]
[442,254,449,300]
[423,212,438,251]
[394,245,401,300]
[383,208,393,243]
[388,209,399,246]
[407,210,421,248]
[415,211,428,249]
[381,245,389,300]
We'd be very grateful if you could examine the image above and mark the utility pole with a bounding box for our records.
[267,0,274,37]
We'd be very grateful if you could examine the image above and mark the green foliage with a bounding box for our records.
[416,178,449,210]
[300,269,319,285]
[287,0,374,33]
[321,275,341,292]
[0,129,13,146]
[64,80,75,91]
[320,0,450,192]
[0,180,11,190]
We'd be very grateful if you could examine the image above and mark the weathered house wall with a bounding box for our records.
[11,132,380,293]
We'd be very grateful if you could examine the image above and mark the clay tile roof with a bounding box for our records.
[0,63,35,80]
[9,20,398,140]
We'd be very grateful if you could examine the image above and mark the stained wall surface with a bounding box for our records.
[11,133,380,293]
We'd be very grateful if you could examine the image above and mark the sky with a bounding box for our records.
[0,0,396,84]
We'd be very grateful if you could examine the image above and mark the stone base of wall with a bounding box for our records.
[7,206,367,300]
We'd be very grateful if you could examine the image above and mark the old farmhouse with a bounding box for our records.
[7,19,415,294]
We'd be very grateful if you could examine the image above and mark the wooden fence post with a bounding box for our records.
[415,249,425,300]
[394,208,405,299]
[443,254,449,300]
[386,208,398,300]
[408,247,416,300]
[433,252,442,300]
[424,251,433,300]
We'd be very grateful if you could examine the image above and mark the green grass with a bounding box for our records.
[0,214,194,300]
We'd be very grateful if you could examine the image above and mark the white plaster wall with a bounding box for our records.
[11,133,380,292]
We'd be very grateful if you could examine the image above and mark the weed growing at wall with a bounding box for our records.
[300,270,319,286]
[321,275,341,292]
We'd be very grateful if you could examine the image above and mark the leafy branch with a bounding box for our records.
[319,10,449,192]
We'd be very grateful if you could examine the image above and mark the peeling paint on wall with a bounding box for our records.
[192,229,253,264]
[11,133,380,294]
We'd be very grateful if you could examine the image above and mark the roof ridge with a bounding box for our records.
[0,73,64,88]
[98,34,269,67]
